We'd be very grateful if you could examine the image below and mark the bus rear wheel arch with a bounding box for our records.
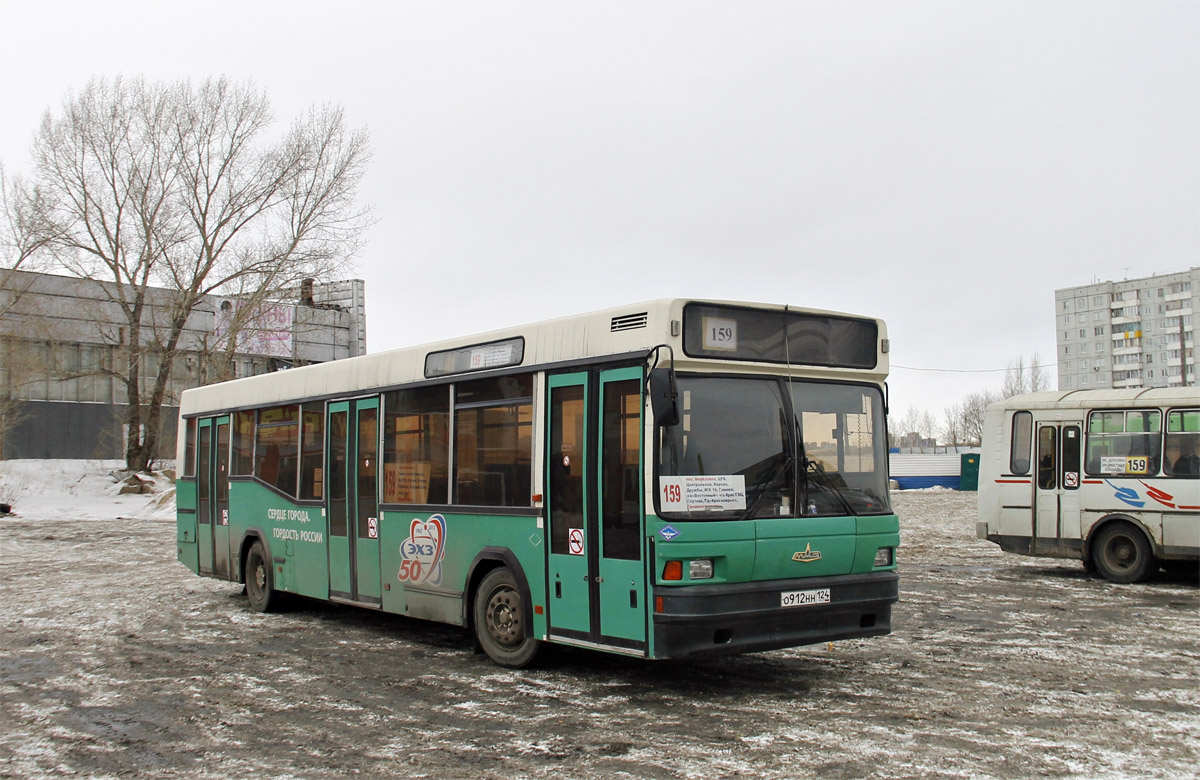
[1089,520,1154,584]
[472,566,540,668]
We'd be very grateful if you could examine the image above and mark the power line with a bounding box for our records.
[891,362,1060,374]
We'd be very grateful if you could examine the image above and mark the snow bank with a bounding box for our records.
[0,459,176,523]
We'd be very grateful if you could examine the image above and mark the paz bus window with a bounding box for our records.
[1010,411,1032,475]
[1085,409,1161,477]
[1164,409,1200,478]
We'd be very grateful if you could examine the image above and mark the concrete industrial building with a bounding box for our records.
[0,270,366,459]
[1054,268,1197,392]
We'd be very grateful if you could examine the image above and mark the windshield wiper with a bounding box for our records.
[794,417,856,516]
[737,450,792,522]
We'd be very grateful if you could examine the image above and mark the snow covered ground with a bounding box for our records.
[1,461,1197,780]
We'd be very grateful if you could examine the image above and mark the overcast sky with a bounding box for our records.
[2,1,1197,420]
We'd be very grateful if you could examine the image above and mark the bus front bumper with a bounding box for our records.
[651,570,898,659]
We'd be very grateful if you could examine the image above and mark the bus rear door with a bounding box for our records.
[545,368,647,652]
[1034,421,1082,554]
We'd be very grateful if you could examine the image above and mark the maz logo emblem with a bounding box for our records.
[791,543,822,563]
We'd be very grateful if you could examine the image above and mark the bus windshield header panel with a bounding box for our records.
[682,304,878,369]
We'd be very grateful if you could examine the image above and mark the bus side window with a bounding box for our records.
[1010,411,1032,475]
[1164,409,1200,478]
[184,417,197,477]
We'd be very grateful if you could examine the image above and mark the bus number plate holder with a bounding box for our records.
[781,588,830,608]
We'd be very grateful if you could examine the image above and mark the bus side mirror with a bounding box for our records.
[648,368,680,428]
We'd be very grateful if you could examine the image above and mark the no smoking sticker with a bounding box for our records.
[568,528,584,555]
[368,516,379,539]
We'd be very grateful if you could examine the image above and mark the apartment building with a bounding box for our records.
[1054,268,1197,391]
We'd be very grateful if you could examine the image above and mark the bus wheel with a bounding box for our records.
[473,567,539,668]
[245,541,277,613]
[1092,523,1153,584]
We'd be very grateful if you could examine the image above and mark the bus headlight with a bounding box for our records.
[689,559,714,579]
[873,547,894,567]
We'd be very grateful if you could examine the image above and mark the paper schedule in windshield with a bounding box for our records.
[660,475,747,512]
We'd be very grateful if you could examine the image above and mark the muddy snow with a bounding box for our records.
[1,462,1197,780]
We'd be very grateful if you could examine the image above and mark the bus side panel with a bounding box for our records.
[380,510,546,632]
[176,478,199,572]
[229,480,329,600]
[1163,511,1200,558]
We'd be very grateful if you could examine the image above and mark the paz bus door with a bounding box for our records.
[327,398,382,605]
[195,416,232,578]
[545,367,647,651]
[1033,420,1082,554]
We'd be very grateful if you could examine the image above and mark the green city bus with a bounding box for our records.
[176,299,899,666]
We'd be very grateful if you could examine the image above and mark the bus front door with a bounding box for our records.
[545,369,647,651]
[196,416,231,577]
[327,398,382,606]
[1034,422,1082,554]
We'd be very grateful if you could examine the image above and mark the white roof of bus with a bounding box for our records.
[991,387,1199,412]
[180,297,888,417]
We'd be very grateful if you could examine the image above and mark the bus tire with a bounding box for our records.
[473,567,539,668]
[245,541,278,613]
[1092,522,1153,584]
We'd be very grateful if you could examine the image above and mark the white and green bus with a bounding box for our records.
[176,299,899,666]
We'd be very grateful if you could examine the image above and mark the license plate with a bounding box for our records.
[781,588,831,608]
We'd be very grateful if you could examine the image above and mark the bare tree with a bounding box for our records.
[15,76,372,471]
[941,402,963,449]
[1002,353,1049,398]
[0,167,60,447]
[1028,352,1049,392]
[960,389,1000,446]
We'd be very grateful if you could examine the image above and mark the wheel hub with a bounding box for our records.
[486,588,522,647]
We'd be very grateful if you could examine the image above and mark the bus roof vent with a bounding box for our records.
[611,312,648,332]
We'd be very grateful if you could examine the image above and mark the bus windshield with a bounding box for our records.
[659,376,889,519]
